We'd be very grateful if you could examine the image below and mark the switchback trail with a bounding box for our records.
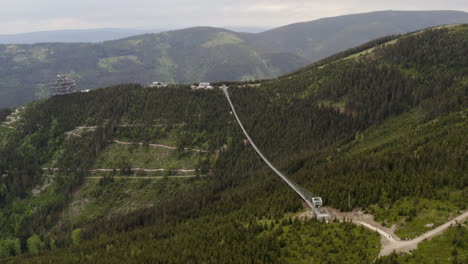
[85,175,205,179]
[89,168,196,173]
[43,168,197,173]
[113,140,207,152]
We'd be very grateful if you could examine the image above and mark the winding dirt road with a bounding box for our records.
[358,210,468,256]
[303,208,467,256]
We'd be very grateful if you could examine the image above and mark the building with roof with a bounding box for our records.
[148,81,168,88]
[197,82,213,89]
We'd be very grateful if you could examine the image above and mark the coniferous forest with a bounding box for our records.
[0,25,467,263]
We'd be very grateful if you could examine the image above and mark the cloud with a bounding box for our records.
[1,18,102,34]
[244,3,292,13]
[0,0,467,34]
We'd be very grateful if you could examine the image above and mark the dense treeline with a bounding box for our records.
[0,108,11,122]
[229,87,361,158]
[291,110,467,210]
[12,217,380,264]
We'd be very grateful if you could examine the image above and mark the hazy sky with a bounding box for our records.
[1,0,467,34]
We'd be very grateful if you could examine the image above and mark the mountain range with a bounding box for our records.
[1,10,468,108]
[0,27,269,44]
[0,23,466,263]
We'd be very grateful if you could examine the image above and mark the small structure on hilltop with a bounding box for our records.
[148,81,168,88]
[50,74,77,96]
[194,82,213,89]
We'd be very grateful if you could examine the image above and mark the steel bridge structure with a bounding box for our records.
[222,87,329,221]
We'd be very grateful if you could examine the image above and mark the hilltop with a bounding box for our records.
[1,10,468,108]
[0,24,467,263]
[249,10,468,61]
[0,27,270,45]
[0,29,154,44]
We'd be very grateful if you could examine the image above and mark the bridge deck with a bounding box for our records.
[222,87,328,220]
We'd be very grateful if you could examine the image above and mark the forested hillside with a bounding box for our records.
[0,25,466,263]
[0,27,307,108]
[2,10,468,108]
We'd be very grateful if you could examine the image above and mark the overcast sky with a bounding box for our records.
[1,0,467,34]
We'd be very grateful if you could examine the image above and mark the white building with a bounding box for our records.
[197,82,213,89]
[149,81,168,88]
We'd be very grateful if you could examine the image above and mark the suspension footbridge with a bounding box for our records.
[222,86,329,221]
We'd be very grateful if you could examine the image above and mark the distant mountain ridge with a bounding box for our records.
[0,27,270,44]
[1,10,468,107]
[0,29,156,44]
[249,10,468,61]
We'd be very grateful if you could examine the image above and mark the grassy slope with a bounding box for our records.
[53,124,210,224]
[91,125,214,175]
[60,177,205,226]
[92,143,200,171]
